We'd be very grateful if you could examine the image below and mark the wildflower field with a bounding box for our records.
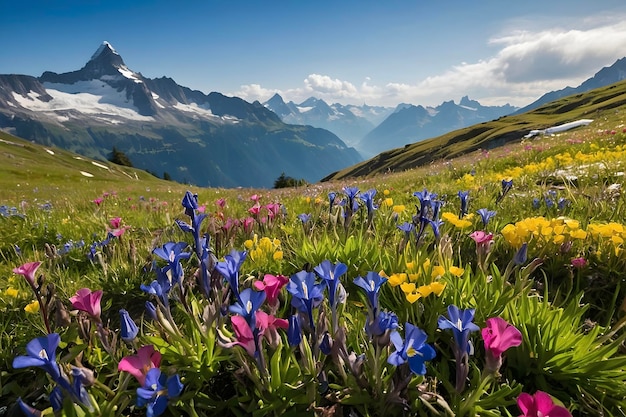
[1,114,626,416]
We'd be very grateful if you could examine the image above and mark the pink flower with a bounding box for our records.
[227,315,256,357]
[256,310,289,348]
[242,217,255,234]
[470,230,494,244]
[109,217,122,229]
[571,257,587,269]
[13,261,42,287]
[118,345,162,385]
[70,288,103,319]
[265,203,281,219]
[216,198,226,209]
[248,204,261,216]
[250,194,261,203]
[93,198,103,206]
[253,274,289,306]
[517,391,571,417]
[482,317,522,373]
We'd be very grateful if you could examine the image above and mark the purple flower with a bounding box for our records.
[314,260,347,310]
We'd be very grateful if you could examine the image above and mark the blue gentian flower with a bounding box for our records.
[287,314,302,347]
[215,249,248,303]
[438,305,480,355]
[70,366,94,409]
[558,197,570,210]
[514,242,528,266]
[13,333,62,382]
[328,192,337,212]
[287,271,325,332]
[545,197,555,208]
[181,191,198,217]
[313,260,347,309]
[120,309,139,342]
[496,179,513,203]
[366,310,399,338]
[228,287,266,330]
[353,272,387,315]
[297,213,311,224]
[136,368,184,417]
[17,398,41,417]
[388,322,436,375]
[476,208,496,228]
[359,189,378,217]
[50,386,63,411]
[145,301,158,321]
[457,190,469,218]
[532,198,541,209]
[320,331,333,355]
[152,242,191,285]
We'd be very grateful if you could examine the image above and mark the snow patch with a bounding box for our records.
[525,119,593,138]
[118,66,142,83]
[91,41,118,60]
[45,149,55,155]
[13,81,154,122]
[91,161,110,170]
[297,106,314,113]
[80,171,94,177]
[173,102,218,118]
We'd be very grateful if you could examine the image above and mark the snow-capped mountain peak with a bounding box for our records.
[90,41,119,61]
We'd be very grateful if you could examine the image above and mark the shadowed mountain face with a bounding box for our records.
[0,42,362,188]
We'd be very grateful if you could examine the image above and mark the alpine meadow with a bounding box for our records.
[2,73,626,416]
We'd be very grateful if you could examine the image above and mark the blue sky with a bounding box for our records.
[2,0,626,107]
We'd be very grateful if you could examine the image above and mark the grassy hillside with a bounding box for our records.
[323,79,626,181]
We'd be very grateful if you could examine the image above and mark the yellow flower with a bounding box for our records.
[569,229,587,239]
[393,205,405,214]
[419,282,447,297]
[24,300,40,314]
[405,261,415,271]
[383,198,394,207]
[5,287,18,297]
[449,266,465,277]
[431,265,446,279]
[383,189,390,196]
[552,234,565,245]
[400,283,421,304]
[408,273,419,283]
[273,251,283,261]
[388,273,407,286]
[422,258,431,270]
[243,239,254,249]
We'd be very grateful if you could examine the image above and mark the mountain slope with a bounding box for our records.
[322,79,626,181]
[0,42,362,188]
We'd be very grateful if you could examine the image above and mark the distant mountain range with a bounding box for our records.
[264,94,517,157]
[263,94,393,147]
[0,42,362,188]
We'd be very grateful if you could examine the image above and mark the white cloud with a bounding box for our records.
[233,18,626,108]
